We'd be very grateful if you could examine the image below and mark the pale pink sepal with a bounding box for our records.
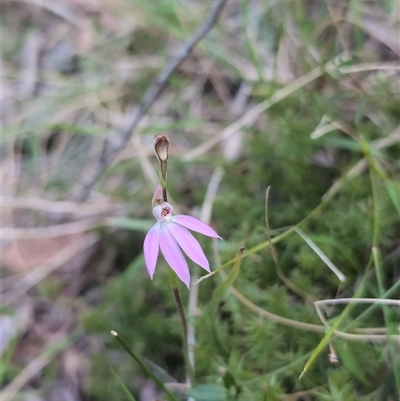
[167,222,210,272]
[159,224,191,288]
[172,215,221,239]
[143,222,160,279]
[152,185,164,208]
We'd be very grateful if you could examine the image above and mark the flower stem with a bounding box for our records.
[160,155,194,385]
[160,160,168,202]
[168,269,195,386]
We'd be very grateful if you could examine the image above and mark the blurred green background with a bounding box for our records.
[1,0,399,400]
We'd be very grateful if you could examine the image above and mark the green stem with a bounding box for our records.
[160,160,168,202]
[168,269,195,385]
[160,158,194,384]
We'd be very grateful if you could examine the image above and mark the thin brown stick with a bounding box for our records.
[74,0,228,201]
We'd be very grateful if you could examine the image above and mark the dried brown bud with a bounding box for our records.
[154,134,169,161]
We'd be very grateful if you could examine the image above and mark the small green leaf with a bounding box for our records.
[187,384,228,401]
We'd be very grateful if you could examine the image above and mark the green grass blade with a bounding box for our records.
[111,331,179,401]
[111,368,138,401]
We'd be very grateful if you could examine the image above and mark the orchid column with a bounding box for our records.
[144,134,221,386]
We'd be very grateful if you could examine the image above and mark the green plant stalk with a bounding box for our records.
[161,160,168,202]
[111,368,137,401]
[160,157,195,385]
[168,269,195,385]
[111,331,179,401]
[367,148,381,250]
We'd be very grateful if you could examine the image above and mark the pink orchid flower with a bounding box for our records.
[143,186,221,287]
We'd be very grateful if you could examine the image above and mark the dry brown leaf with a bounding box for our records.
[2,233,87,272]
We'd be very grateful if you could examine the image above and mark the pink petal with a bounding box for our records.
[167,222,210,272]
[172,215,221,239]
[143,222,160,279]
[159,224,190,288]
